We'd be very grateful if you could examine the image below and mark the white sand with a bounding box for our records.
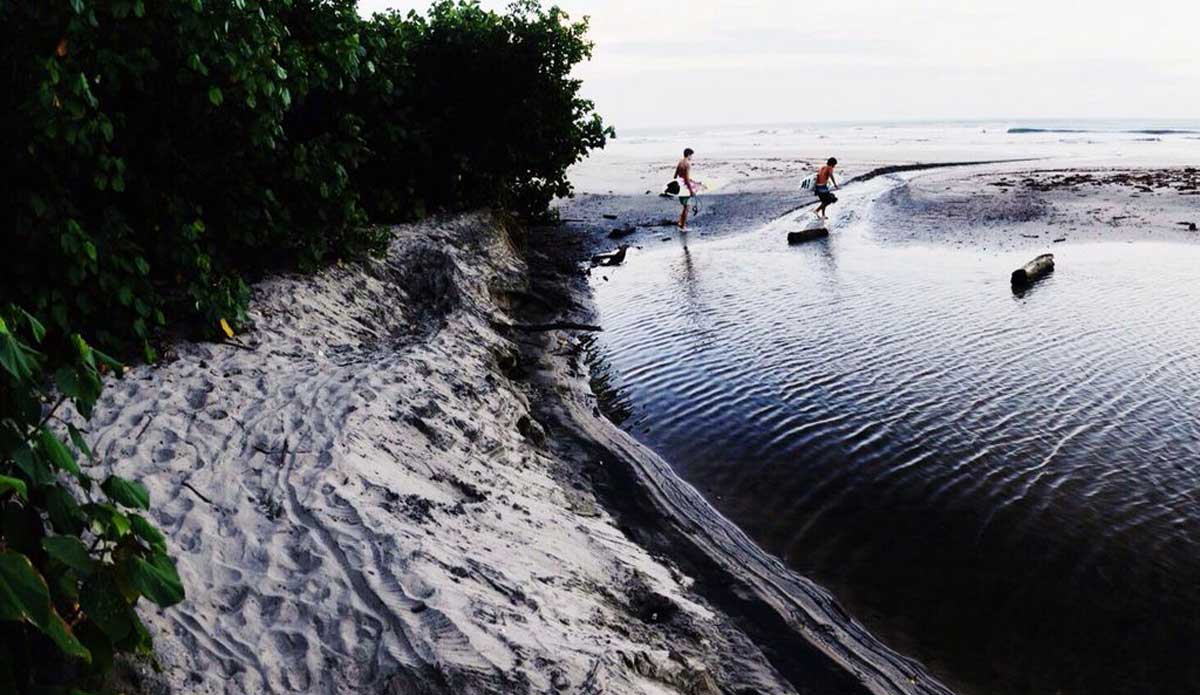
[89,215,791,694]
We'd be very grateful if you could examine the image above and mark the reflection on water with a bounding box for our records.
[591,198,1200,695]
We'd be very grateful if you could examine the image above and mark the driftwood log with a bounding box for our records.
[787,228,829,244]
[590,245,628,267]
[1011,253,1054,288]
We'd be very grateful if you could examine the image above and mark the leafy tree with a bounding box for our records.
[0,0,386,359]
[0,306,183,691]
[356,0,613,220]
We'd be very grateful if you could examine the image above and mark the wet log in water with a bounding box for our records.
[591,245,628,266]
[1011,253,1054,288]
[787,228,829,244]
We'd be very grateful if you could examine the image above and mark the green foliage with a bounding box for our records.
[0,1,607,688]
[0,0,386,355]
[0,306,183,691]
[356,0,613,220]
[1,0,607,358]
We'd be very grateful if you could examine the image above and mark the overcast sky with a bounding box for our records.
[357,0,1200,130]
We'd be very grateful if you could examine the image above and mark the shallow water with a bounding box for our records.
[590,177,1200,695]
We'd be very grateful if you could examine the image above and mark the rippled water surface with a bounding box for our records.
[590,181,1200,695]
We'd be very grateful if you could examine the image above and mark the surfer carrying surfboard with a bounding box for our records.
[673,148,703,230]
[813,157,840,220]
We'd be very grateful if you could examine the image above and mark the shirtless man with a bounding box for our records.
[674,148,701,230]
[813,157,839,220]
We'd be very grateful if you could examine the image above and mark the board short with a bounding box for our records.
[815,185,837,204]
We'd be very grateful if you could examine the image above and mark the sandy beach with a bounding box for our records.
[90,214,813,694]
[8,0,1196,690]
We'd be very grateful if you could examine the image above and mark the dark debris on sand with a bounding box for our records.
[1022,167,1200,194]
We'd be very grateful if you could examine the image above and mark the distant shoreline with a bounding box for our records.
[1007,127,1199,134]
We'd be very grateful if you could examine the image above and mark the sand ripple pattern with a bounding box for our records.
[86,216,740,695]
[592,195,1200,695]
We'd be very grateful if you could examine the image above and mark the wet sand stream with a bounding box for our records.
[588,173,1200,695]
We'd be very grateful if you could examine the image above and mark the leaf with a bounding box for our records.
[20,308,46,343]
[127,611,154,654]
[101,476,149,510]
[0,552,91,662]
[43,536,96,576]
[0,324,34,381]
[71,334,95,369]
[0,552,48,624]
[51,565,81,601]
[208,86,223,106]
[56,366,84,400]
[92,347,125,374]
[39,429,82,478]
[125,552,185,608]
[0,476,28,501]
[85,503,131,539]
[80,573,134,642]
[68,424,96,464]
[45,608,92,662]
[76,619,114,674]
[219,318,234,338]
[129,514,166,550]
[46,485,86,535]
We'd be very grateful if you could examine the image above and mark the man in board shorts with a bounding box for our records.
[674,148,702,230]
[814,157,839,220]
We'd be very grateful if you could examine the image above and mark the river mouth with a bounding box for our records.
[589,175,1200,695]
